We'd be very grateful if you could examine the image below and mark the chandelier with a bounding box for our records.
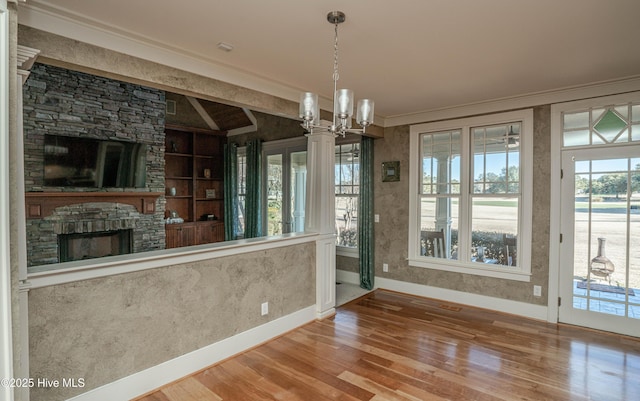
[299,11,375,137]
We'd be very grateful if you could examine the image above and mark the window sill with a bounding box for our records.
[336,246,358,258]
[408,257,531,282]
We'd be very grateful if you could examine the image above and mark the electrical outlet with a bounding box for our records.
[533,285,542,297]
[374,214,380,223]
[383,263,389,272]
[261,302,269,316]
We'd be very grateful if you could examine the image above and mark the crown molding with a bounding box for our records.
[384,75,640,127]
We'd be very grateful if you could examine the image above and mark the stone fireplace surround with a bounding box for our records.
[36,202,139,264]
[23,63,167,268]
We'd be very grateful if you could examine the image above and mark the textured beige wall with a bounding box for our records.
[372,106,552,305]
[336,255,359,274]
[28,242,315,401]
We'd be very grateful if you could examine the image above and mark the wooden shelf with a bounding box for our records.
[165,125,226,248]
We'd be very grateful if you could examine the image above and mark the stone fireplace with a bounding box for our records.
[22,63,167,268]
[28,200,149,265]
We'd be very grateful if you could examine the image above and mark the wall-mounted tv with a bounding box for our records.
[43,134,147,188]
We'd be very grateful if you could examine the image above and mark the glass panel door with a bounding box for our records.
[264,140,307,236]
[266,154,283,236]
[559,146,640,337]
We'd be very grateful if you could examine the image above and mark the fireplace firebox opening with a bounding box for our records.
[59,229,133,262]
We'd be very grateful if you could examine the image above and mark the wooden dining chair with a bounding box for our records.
[503,234,517,266]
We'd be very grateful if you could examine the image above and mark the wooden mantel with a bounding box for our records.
[25,192,162,219]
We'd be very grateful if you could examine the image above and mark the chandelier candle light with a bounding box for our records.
[299,11,375,137]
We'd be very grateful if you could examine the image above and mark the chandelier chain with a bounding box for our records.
[333,22,339,82]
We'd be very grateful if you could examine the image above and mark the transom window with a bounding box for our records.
[409,110,533,281]
[562,102,640,147]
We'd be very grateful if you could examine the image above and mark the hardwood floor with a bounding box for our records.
[135,290,640,401]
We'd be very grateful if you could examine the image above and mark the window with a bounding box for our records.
[335,141,360,251]
[409,110,533,281]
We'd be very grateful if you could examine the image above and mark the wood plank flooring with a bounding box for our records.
[135,290,640,401]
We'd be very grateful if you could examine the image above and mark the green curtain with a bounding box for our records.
[244,139,262,238]
[358,136,375,290]
[223,143,239,241]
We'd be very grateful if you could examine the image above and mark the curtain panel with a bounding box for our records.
[223,143,239,241]
[358,136,374,290]
[244,139,262,238]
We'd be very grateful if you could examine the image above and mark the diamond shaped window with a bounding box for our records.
[594,109,627,143]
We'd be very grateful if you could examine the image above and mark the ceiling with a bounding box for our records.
[17,0,640,124]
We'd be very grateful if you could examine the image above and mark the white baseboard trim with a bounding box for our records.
[336,269,359,285]
[376,277,549,321]
[316,307,336,320]
[336,270,548,322]
[67,305,316,401]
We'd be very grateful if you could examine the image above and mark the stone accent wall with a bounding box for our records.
[23,63,167,267]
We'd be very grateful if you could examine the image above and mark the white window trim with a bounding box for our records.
[408,109,533,282]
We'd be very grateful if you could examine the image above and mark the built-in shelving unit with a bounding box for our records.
[164,125,225,248]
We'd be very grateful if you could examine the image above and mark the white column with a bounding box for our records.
[305,130,335,234]
[305,130,336,318]
[15,46,36,280]
[0,2,14,400]
[14,45,39,401]
[435,155,452,256]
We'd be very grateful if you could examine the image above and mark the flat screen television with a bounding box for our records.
[43,134,147,188]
